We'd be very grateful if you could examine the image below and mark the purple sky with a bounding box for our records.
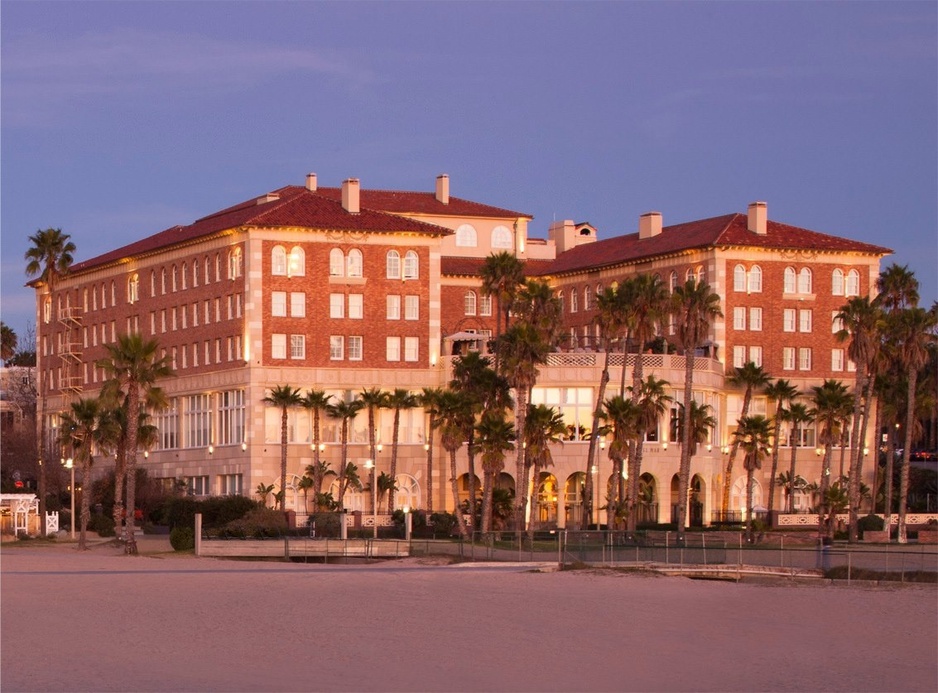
[2,1,936,343]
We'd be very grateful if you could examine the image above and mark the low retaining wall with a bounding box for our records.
[196,536,410,559]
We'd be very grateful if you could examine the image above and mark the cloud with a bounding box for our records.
[1,28,373,126]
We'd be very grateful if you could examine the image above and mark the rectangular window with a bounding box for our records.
[832,348,844,371]
[330,294,344,318]
[235,336,242,361]
[733,346,746,368]
[749,346,763,368]
[330,336,344,360]
[782,347,795,371]
[192,343,199,367]
[218,474,243,496]
[227,295,233,320]
[290,334,305,359]
[235,294,242,318]
[219,390,245,446]
[348,336,363,361]
[832,312,843,334]
[799,309,812,333]
[204,300,211,325]
[161,310,167,334]
[204,341,210,365]
[272,291,287,317]
[386,336,401,362]
[182,308,188,329]
[192,303,199,327]
[749,307,762,331]
[404,336,419,362]
[479,295,492,316]
[783,309,796,332]
[798,347,812,371]
[214,298,221,323]
[348,294,364,319]
[185,476,210,497]
[149,312,156,335]
[156,398,179,450]
[184,394,212,449]
[405,295,419,321]
[387,295,401,320]
[733,307,746,330]
[290,292,306,317]
[272,333,287,359]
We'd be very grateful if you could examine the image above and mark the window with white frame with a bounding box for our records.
[172,265,179,292]
[799,309,812,333]
[289,247,305,276]
[181,267,187,290]
[386,336,401,361]
[582,287,591,311]
[733,307,746,330]
[347,249,363,277]
[192,259,199,287]
[749,307,762,331]
[403,251,418,280]
[832,348,845,371]
[748,265,762,293]
[348,294,364,319]
[783,267,796,294]
[798,268,812,294]
[405,295,419,320]
[185,394,212,448]
[348,336,363,361]
[290,335,305,359]
[205,256,211,284]
[669,271,678,293]
[733,265,747,292]
[832,268,844,296]
[156,398,179,450]
[229,248,243,279]
[386,251,401,279]
[455,224,477,247]
[193,303,200,327]
[329,248,345,277]
[570,290,578,313]
[330,294,344,318]
[749,346,763,368]
[733,346,746,368]
[479,294,492,316]
[464,291,477,316]
[330,336,344,360]
[272,245,288,276]
[272,291,287,317]
[847,358,856,372]
[782,347,795,370]
[185,476,210,496]
[204,300,210,324]
[218,474,242,496]
[160,269,167,295]
[846,269,860,296]
[272,333,287,359]
[404,336,419,362]
[798,347,812,371]
[387,295,401,320]
[290,292,305,317]
[491,225,513,249]
[783,308,796,332]
[192,342,199,367]
[128,274,139,303]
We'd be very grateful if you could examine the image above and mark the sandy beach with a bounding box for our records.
[2,539,936,692]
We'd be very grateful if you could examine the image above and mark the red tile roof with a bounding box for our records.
[539,213,892,276]
[309,186,532,219]
[441,257,554,278]
[71,186,455,273]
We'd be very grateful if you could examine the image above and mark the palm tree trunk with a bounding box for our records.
[280,407,288,511]
[676,354,694,543]
[846,368,866,543]
[897,373,917,544]
[527,461,542,542]
[788,432,800,513]
[819,443,834,540]
[721,391,752,518]
[514,389,529,532]
[767,405,783,519]
[78,457,93,551]
[123,389,141,555]
[390,409,401,514]
[481,468,494,534]
[426,430,434,514]
[466,429,477,533]
[850,383,875,539]
[745,463,754,543]
[583,353,611,528]
[338,420,349,510]
[883,424,897,534]
[112,445,126,543]
[449,449,469,540]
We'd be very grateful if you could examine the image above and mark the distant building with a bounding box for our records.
[32,173,890,527]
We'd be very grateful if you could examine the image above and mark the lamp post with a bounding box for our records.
[64,458,75,539]
[590,464,598,527]
[365,458,377,539]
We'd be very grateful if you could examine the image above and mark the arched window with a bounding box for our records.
[582,287,591,311]
[570,289,578,313]
[846,269,860,297]
[832,268,845,296]
[192,259,199,287]
[111,281,116,304]
[386,251,401,279]
[204,256,211,284]
[215,253,221,282]
[172,265,179,291]
[464,290,477,316]
[181,264,187,290]
[289,247,305,277]
[669,271,678,293]
[161,269,167,295]
[403,251,418,280]
[329,249,345,277]
[783,267,796,294]
[271,245,288,276]
[347,249,363,278]
[43,297,52,323]
[733,264,747,292]
[228,248,243,279]
[128,274,139,304]
[798,268,812,294]
[748,265,762,293]
[101,283,107,309]
[557,291,564,315]
[596,283,603,299]
[695,266,705,284]
[455,224,477,247]
[491,225,513,249]
[685,268,695,283]
[149,271,155,297]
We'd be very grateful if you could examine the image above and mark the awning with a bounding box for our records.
[445,331,484,341]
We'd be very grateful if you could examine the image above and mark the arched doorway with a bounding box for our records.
[535,472,559,527]
[331,478,365,513]
[689,474,705,527]
[394,473,420,511]
[731,476,764,522]
[637,473,658,526]
[457,473,482,509]
[565,472,586,527]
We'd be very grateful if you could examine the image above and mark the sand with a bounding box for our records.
[1,540,936,693]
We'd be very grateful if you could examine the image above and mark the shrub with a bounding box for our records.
[159,495,258,531]
[221,507,287,539]
[858,514,885,535]
[170,526,195,551]
[89,513,116,537]
[429,512,457,538]
[307,512,341,538]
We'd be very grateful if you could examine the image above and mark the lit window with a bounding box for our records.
[347,249,363,278]
[782,347,795,371]
[404,337,419,362]
[290,335,305,360]
[272,246,288,276]
[272,334,287,359]
[491,225,512,249]
[783,267,796,294]
[128,274,139,304]
[403,251,418,280]
[290,292,305,317]
[348,294,364,319]
[330,336,344,360]
[289,247,305,277]
[330,294,344,318]
[749,307,762,331]
[329,249,344,277]
[845,270,860,297]
[386,251,401,279]
[405,295,419,320]
[455,224,477,247]
[464,291,477,316]
[272,291,287,317]
[734,265,747,292]
[387,295,401,320]
[386,337,401,362]
[832,269,845,296]
[348,336,363,361]
[798,348,812,371]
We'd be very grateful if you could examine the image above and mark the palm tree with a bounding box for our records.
[628,273,669,395]
[450,351,495,529]
[24,227,76,535]
[677,399,717,528]
[97,333,173,554]
[781,402,813,513]
[302,389,332,491]
[58,398,119,549]
[480,250,525,346]
[497,321,550,532]
[386,389,417,513]
[721,362,772,518]
[359,387,388,520]
[891,305,938,543]
[836,296,883,542]
[876,263,919,313]
[627,374,671,532]
[420,387,445,514]
[256,483,275,507]
[763,379,799,519]
[377,472,397,514]
[811,379,851,538]
[475,409,515,534]
[777,471,807,513]
[437,389,474,539]
[304,461,331,503]
[670,279,722,542]
[262,385,303,512]
[0,322,17,364]
[326,397,363,511]
[603,395,639,528]
[297,475,314,514]
[110,404,164,539]
[524,404,566,539]
[513,279,562,347]
[733,415,772,542]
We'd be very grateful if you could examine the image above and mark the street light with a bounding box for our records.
[590,464,598,527]
[63,458,75,539]
[364,458,377,539]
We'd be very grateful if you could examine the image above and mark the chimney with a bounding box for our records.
[435,174,450,204]
[305,173,317,192]
[639,212,663,239]
[748,201,767,235]
[342,178,360,214]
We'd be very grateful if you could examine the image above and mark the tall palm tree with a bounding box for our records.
[721,362,772,518]
[326,397,363,511]
[670,279,722,542]
[262,385,303,513]
[437,389,474,539]
[733,415,772,542]
[359,387,388,520]
[302,389,332,493]
[475,409,515,534]
[480,250,525,346]
[450,351,495,529]
[24,227,76,535]
[891,305,938,543]
[627,374,671,532]
[836,296,882,542]
[497,321,550,532]
[97,333,173,554]
[513,279,562,350]
[781,402,813,513]
[811,379,851,538]
[875,263,919,313]
[763,379,799,518]
[420,387,445,514]
[0,322,17,364]
[678,399,717,527]
[304,461,331,504]
[386,388,417,513]
[524,404,566,539]
[110,404,164,538]
[628,273,668,394]
[58,398,119,549]
[603,395,639,528]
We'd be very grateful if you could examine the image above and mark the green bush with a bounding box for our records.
[159,495,258,531]
[307,512,342,538]
[429,512,457,538]
[220,507,287,539]
[89,513,116,537]
[858,514,885,535]
[170,526,195,551]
